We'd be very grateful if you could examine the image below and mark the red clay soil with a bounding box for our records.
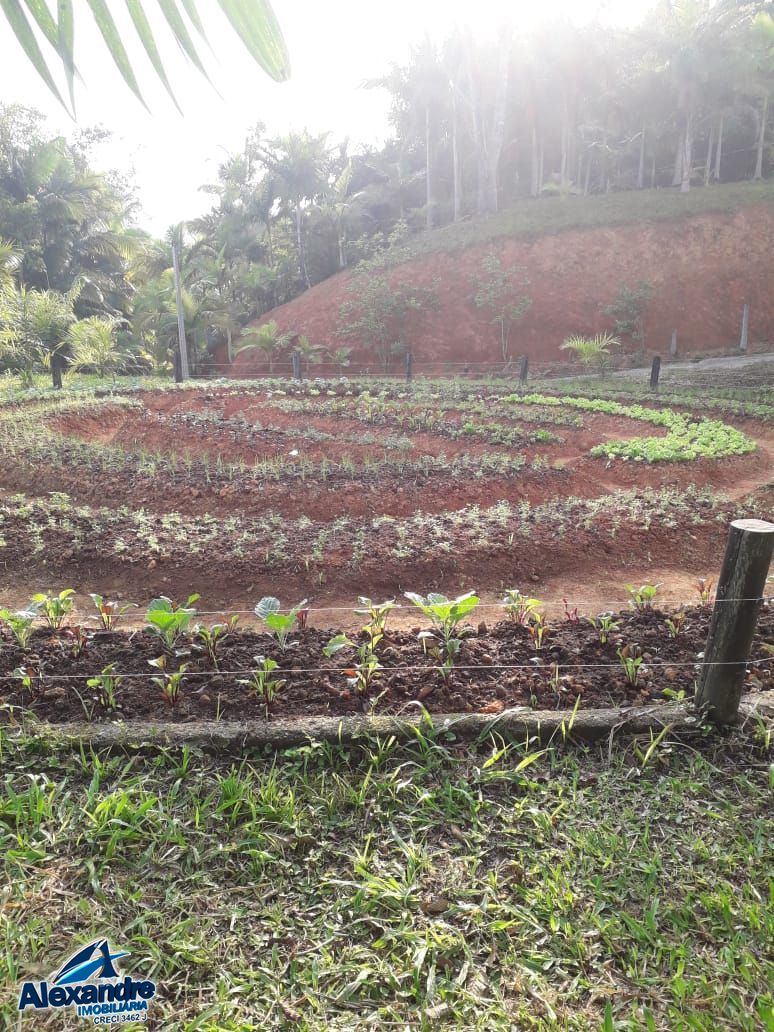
[2,604,771,724]
[231,207,774,373]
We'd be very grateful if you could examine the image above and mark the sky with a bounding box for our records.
[0,0,656,237]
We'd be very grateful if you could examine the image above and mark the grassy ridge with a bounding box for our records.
[380,180,774,264]
[1,729,772,1030]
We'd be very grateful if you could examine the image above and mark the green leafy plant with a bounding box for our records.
[148,655,187,707]
[254,597,308,651]
[193,617,239,669]
[502,589,543,625]
[626,584,660,610]
[31,589,75,630]
[354,597,398,636]
[86,663,122,710]
[618,645,644,687]
[89,594,137,631]
[242,655,286,719]
[472,252,531,363]
[588,614,619,645]
[324,633,383,698]
[12,665,39,698]
[527,610,549,650]
[145,595,200,649]
[560,332,620,375]
[0,605,40,647]
[665,610,686,639]
[405,591,479,684]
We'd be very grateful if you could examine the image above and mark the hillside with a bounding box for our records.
[232,182,774,374]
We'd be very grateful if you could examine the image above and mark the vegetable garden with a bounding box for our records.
[0,373,772,726]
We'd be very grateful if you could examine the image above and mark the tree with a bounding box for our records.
[560,332,620,375]
[602,281,655,351]
[0,280,81,387]
[68,315,122,378]
[339,269,435,371]
[472,252,531,363]
[234,320,291,373]
[2,1,289,115]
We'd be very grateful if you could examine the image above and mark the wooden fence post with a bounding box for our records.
[649,356,661,391]
[739,303,749,352]
[695,518,774,723]
[405,351,413,382]
[669,330,677,359]
[519,355,529,386]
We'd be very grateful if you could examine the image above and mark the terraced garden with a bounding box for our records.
[0,374,772,725]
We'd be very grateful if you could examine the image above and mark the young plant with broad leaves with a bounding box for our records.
[502,589,542,626]
[618,645,644,686]
[0,604,40,647]
[626,584,660,611]
[31,589,75,630]
[145,595,200,649]
[323,632,383,702]
[405,590,480,684]
[254,597,308,652]
[588,613,619,645]
[193,617,239,669]
[86,663,122,710]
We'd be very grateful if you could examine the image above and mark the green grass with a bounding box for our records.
[1,727,772,1030]
[377,180,774,265]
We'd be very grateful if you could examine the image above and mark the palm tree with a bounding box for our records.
[0,239,22,292]
[68,316,122,378]
[2,2,289,115]
[0,280,81,387]
[234,320,291,373]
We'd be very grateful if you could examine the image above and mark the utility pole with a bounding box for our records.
[171,243,189,382]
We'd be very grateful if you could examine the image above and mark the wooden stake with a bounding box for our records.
[695,518,774,723]
[739,303,749,352]
[171,243,189,382]
[649,355,661,391]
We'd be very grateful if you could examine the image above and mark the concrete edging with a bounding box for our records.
[6,693,772,753]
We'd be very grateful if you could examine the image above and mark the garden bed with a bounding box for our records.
[2,604,771,725]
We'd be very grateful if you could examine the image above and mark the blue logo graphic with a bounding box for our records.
[54,939,130,985]
[18,938,157,1024]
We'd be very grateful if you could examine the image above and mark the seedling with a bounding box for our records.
[695,576,715,606]
[618,644,644,686]
[588,613,619,645]
[12,665,40,698]
[145,595,200,649]
[89,593,137,631]
[254,597,308,651]
[563,599,580,624]
[242,656,286,719]
[61,625,89,658]
[31,589,75,630]
[354,597,398,635]
[324,633,383,697]
[626,584,660,610]
[148,655,187,707]
[87,663,122,710]
[404,591,479,644]
[193,617,239,669]
[502,589,542,625]
[0,605,40,648]
[665,610,686,639]
[527,610,549,650]
[418,630,462,684]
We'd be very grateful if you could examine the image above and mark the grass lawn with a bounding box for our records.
[1,725,772,1030]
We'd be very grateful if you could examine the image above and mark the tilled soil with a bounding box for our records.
[1,605,771,724]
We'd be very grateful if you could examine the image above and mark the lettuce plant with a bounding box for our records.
[254,597,308,651]
[145,595,200,649]
[31,589,75,630]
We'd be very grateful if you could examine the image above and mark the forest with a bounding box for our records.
[0,0,772,381]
